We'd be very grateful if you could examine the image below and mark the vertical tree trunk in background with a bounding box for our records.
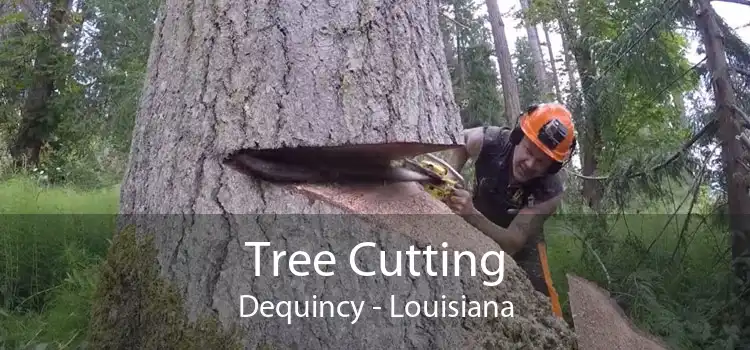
[10,0,71,167]
[95,0,577,349]
[694,0,750,336]
[519,0,550,101]
[453,0,467,88]
[555,0,602,209]
[542,23,563,102]
[438,1,457,73]
[559,24,578,101]
[575,49,603,210]
[485,0,521,124]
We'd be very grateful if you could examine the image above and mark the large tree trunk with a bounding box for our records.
[485,0,521,124]
[92,1,577,349]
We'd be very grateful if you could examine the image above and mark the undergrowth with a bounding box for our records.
[0,176,118,349]
[0,175,741,349]
[546,207,739,349]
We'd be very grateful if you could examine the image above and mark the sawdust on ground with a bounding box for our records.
[293,182,501,255]
[567,274,669,350]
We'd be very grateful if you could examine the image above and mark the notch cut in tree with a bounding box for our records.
[100,0,577,349]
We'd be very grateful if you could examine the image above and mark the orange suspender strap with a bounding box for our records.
[537,242,563,318]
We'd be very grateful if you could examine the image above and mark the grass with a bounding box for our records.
[0,176,119,349]
[0,175,740,349]
[545,211,737,350]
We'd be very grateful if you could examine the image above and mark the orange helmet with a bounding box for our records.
[518,103,576,163]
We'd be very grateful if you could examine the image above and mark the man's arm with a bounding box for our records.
[444,127,484,175]
[503,175,565,253]
[447,186,562,255]
[462,194,562,255]
[443,126,524,253]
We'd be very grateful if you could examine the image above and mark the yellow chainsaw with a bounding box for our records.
[397,153,465,202]
[223,147,465,201]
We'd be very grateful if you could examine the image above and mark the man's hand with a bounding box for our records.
[446,188,477,215]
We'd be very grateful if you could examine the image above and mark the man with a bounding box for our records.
[443,103,577,319]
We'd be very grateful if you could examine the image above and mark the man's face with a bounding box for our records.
[511,137,555,182]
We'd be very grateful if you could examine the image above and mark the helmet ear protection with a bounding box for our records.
[509,104,577,175]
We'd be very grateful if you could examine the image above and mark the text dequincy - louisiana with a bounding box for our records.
[239,294,514,324]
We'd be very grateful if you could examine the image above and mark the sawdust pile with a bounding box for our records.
[567,274,668,350]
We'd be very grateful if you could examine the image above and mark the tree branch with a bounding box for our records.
[440,12,471,30]
[565,119,719,181]
[712,0,750,6]
[733,105,750,127]
[731,66,750,78]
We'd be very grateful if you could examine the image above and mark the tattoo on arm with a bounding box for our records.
[508,194,562,244]
[461,211,524,254]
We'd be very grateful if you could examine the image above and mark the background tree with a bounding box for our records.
[485,0,522,124]
[444,0,505,127]
[513,37,542,108]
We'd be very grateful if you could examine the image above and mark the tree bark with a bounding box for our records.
[694,0,750,333]
[105,0,577,349]
[485,0,521,125]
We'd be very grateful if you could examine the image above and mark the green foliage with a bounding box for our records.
[0,14,39,133]
[0,178,242,350]
[0,0,158,188]
[83,0,160,154]
[0,177,117,314]
[445,0,504,128]
[0,178,118,349]
[547,198,739,350]
[513,37,542,108]
[459,44,505,127]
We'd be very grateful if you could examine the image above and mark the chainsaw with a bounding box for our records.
[224,147,466,202]
[397,154,465,201]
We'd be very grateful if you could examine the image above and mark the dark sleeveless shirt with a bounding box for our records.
[471,126,564,294]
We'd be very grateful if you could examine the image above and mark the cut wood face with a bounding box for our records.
[566,274,668,350]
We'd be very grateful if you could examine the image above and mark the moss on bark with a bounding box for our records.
[87,225,243,350]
